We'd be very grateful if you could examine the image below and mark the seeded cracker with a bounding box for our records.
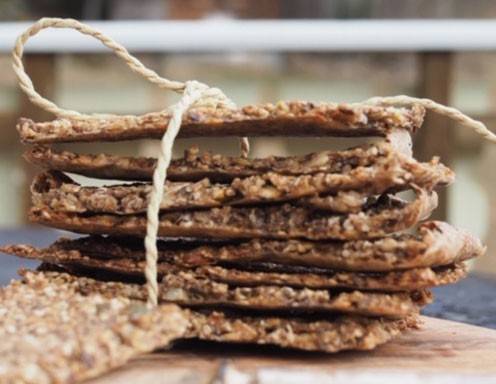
[31,169,440,215]
[25,141,453,184]
[10,271,418,357]
[28,190,438,240]
[29,269,431,318]
[0,270,187,383]
[187,310,419,352]
[17,102,425,144]
[23,221,482,271]
[1,243,467,291]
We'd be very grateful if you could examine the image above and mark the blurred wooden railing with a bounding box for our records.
[2,19,496,221]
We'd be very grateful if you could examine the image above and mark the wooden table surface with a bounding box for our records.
[87,316,496,384]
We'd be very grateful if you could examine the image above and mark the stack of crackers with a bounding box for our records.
[2,101,485,357]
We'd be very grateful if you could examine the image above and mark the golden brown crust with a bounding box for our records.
[187,310,419,352]
[0,270,187,384]
[1,242,467,291]
[17,101,425,144]
[28,190,437,240]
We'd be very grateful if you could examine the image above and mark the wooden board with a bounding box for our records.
[88,316,496,384]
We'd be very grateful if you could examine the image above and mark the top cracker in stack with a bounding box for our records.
[2,101,485,358]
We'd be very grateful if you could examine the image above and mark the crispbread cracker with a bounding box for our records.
[25,142,453,185]
[30,221,482,271]
[17,101,425,144]
[31,268,431,317]
[7,271,418,356]
[187,309,419,352]
[28,190,437,240]
[0,270,187,384]
[1,242,467,291]
[31,170,432,215]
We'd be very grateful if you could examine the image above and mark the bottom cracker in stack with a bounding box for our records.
[1,220,484,353]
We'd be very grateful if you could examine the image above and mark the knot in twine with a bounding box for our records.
[12,18,495,308]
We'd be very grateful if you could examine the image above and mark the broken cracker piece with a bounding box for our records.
[0,270,187,384]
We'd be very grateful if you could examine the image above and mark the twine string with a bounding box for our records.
[12,17,495,307]
[12,18,184,119]
[144,80,209,307]
[365,95,496,143]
